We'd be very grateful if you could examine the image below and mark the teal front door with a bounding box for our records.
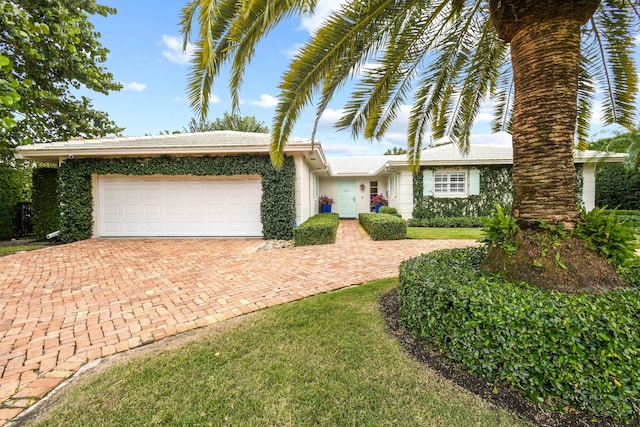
[337,181,358,218]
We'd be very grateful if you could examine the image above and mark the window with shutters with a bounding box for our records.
[434,171,467,195]
[423,169,480,198]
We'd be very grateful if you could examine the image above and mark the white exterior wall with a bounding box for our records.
[396,170,414,219]
[294,153,313,225]
[582,163,597,211]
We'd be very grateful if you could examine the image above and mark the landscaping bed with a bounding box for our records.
[396,247,639,425]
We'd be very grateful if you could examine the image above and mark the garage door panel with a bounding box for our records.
[98,175,263,237]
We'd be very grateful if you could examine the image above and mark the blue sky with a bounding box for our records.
[83,1,638,157]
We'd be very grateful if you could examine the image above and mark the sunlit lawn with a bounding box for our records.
[0,244,48,257]
[28,279,528,427]
[407,227,483,240]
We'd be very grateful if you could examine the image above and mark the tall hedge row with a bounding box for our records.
[0,164,22,239]
[596,165,640,210]
[57,155,296,242]
[31,167,60,238]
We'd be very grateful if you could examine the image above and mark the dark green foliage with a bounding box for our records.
[359,213,406,240]
[378,206,401,217]
[574,206,639,266]
[31,167,60,238]
[596,165,640,210]
[398,247,640,421]
[406,216,485,228]
[0,164,22,238]
[57,155,296,242]
[412,166,512,219]
[479,204,520,254]
[183,113,269,133]
[293,213,339,246]
[1,0,122,157]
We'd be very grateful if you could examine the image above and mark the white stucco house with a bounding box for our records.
[16,131,625,241]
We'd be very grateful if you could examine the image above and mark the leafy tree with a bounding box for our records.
[383,147,408,155]
[182,1,638,292]
[183,112,269,133]
[0,0,123,159]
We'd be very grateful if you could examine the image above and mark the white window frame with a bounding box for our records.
[433,170,468,197]
[387,174,398,199]
[312,175,319,199]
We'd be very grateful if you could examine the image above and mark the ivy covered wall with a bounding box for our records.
[412,164,584,219]
[57,155,296,242]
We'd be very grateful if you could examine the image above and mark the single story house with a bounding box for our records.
[16,131,625,241]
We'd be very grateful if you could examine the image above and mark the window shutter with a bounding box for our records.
[469,169,480,195]
[423,170,433,196]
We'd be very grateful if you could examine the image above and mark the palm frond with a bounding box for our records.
[587,5,638,129]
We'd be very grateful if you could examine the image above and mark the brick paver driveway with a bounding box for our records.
[0,220,476,424]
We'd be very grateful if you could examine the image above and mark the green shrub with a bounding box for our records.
[378,206,401,217]
[0,164,22,239]
[31,167,60,238]
[293,213,339,246]
[479,204,520,254]
[359,213,406,240]
[574,206,639,266]
[398,247,640,421]
[407,216,485,228]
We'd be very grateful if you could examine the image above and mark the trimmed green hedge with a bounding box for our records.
[293,213,339,246]
[407,216,485,228]
[0,164,22,239]
[359,213,406,240]
[596,165,640,210]
[57,155,295,242]
[378,206,401,217]
[31,167,60,238]
[398,247,640,421]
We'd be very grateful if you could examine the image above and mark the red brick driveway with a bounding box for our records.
[0,220,476,425]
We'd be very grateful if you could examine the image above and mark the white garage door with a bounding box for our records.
[97,175,263,237]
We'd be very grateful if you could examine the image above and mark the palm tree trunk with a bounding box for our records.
[483,1,625,293]
[509,18,582,229]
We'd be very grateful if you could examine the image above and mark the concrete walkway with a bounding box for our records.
[0,221,476,424]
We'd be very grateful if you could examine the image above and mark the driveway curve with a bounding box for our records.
[0,220,477,425]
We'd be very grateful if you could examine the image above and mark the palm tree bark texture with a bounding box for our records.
[482,0,625,292]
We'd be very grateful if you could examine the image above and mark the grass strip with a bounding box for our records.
[407,227,483,240]
[0,244,48,257]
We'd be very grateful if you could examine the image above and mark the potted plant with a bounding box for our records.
[371,194,388,213]
[319,195,334,213]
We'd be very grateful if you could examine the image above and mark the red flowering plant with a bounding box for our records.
[371,194,388,206]
[318,195,334,205]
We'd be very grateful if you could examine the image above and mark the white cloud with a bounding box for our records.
[590,101,604,125]
[319,108,346,127]
[282,43,304,59]
[161,34,195,65]
[300,0,349,34]
[122,81,147,92]
[634,34,640,45]
[248,94,278,108]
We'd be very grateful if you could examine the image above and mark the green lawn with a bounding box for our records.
[28,279,528,426]
[407,227,483,240]
[0,244,48,257]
